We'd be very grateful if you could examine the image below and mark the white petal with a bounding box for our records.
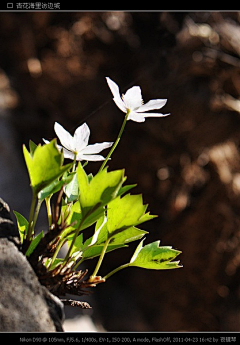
[42,139,50,144]
[62,148,76,160]
[73,123,90,152]
[44,138,76,160]
[139,112,170,118]
[82,142,113,154]
[76,153,106,161]
[54,122,74,152]
[113,97,127,113]
[137,99,167,112]
[122,86,143,110]
[106,77,126,113]
[127,111,146,123]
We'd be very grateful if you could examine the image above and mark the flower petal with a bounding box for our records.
[138,112,170,118]
[76,153,106,161]
[127,111,170,123]
[43,138,76,160]
[54,122,74,152]
[106,77,126,113]
[137,99,167,112]
[61,148,76,160]
[122,86,143,110]
[127,111,146,123]
[82,142,113,154]
[73,123,90,152]
[42,139,50,145]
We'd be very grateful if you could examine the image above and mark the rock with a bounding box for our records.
[0,198,64,332]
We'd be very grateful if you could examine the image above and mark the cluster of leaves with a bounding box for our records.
[14,77,182,304]
[14,139,181,300]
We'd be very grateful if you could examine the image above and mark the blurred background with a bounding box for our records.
[1,11,240,331]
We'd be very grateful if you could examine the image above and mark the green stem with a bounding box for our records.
[72,153,77,172]
[32,199,43,230]
[48,238,67,270]
[99,110,130,172]
[103,263,130,280]
[64,218,84,264]
[89,237,111,280]
[45,196,52,228]
[26,193,37,241]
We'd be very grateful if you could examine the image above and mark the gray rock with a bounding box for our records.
[0,198,64,332]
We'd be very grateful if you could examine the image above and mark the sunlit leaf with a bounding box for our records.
[107,194,156,236]
[25,231,44,257]
[64,172,79,202]
[77,163,125,220]
[13,211,29,243]
[38,171,75,201]
[129,240,182,270]
[94,215,147,245]
[23,139,72,195]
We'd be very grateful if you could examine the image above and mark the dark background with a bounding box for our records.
[1,12,240,331]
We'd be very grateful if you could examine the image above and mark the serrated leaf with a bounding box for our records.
[77,163,125,220]
[94,215,147,245]
[129,240,182,270]
[23,140,72,195]
[117,184,137,197]
[107,194,156,236]
[14,211,29,243]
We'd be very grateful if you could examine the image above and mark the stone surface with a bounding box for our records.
[0,198,64,332]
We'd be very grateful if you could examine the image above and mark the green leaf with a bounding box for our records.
[61,199,104,240]
[38,179,64,201]
[117,184,137,197]
[60,200,82,238]
[129,240,182,270]
[94,215,148,245]
[25,231,44,257]
[67,232,126,261]
[38,171,75,201]
[14,211,29,243]
[23,140,72,195]
[82,243,126,261]
[64,172,79,202]
[29,140,38,156]
[107,194,156,236]
[110,227,148,245]
[67,233,84,256]
[77,163,125,220]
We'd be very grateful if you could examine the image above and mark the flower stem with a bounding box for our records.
[72,153,77,172]
[89,237,111,281]
[103,263,130,280]
[99,110,130,172]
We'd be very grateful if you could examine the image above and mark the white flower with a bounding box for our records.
[43,122,113,161]
[106,77,169,123]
